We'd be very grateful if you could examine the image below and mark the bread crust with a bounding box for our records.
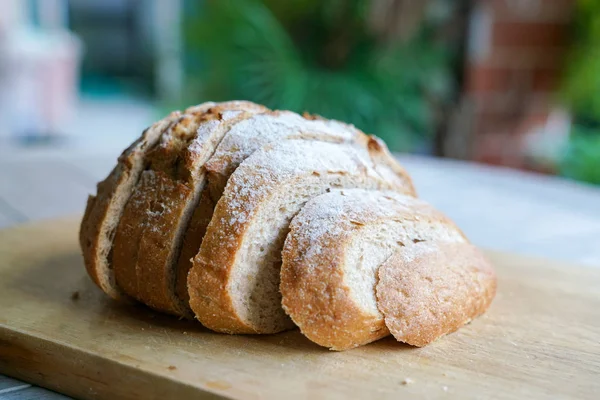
[376,242,497,347]
[280,189,465,350]
[188,141,399,334]
[366,135,416,195]
[79,110,185,299]
[113,101,266,315]
[282,222,387,349]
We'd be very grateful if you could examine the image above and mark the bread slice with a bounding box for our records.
[175,111,416,314]
[280,189,467,350]
[188,141,402,334]
[112,101,266,315]
[376,242,497,347]
[78,105,206,299]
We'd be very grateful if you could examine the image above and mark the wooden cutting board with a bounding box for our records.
[0,218,599,400]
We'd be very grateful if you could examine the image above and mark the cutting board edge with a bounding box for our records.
[0,325,228,400]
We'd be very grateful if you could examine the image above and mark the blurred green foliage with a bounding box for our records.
[182,0,458,151]
[559,0,600,184]
[561,124,600,185]
[561,0,600,119]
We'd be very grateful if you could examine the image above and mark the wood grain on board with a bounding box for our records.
[0,218,599,400]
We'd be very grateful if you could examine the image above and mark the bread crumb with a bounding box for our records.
[401,378,413,385]
[442,386,448,392]
[70,291,80,301]
[168,365,176,371]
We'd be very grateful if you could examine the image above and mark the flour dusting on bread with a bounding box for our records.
[80,100,496,350]
[280,189,468,350]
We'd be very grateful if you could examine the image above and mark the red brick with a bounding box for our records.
[474,108,552,137]
[487,0,574,23]
[466,65,513,92]
[492,22,568,47]
[474,112,522,138]
[467,93,554,115]
[482,46,568,68]
[465,64,539,94]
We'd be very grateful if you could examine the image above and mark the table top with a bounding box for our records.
[1,149,599,399]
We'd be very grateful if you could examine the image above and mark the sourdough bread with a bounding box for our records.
[112,101,266,315]
[376,242,497,347]
[188,141,402,334]
[280,189,466,350]
[80,100,496,350]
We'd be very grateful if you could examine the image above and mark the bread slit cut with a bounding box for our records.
[78,105,201,299]
[112,101,266,315]
[188,141,406,334]
[376,242,497,347]
[176,112,416,313]
[280,189,468,350]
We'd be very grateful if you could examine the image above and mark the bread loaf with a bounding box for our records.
[80,100,496,350]
[280,189,467,350]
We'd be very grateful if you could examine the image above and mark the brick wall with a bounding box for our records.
[448,0,574,171]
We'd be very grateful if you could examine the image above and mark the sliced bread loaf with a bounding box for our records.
[112,101,266,315]
[376,242,497,347]
[78,105,207,299]
[280,189,467,350]
[188,141,402,334]
[175,111,416,314]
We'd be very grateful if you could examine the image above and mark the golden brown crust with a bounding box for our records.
[113,101,266,316]
[280,190,464,350]
[188,169,274,334]
[112,111,210,306]
[79,112,182,299]
[135,172,193,311]
[376,242,497,347]
[175,188,216,307]
[366,136,417,196]
[79,165,118,291]
[112,171,160,298]
[281,225,389,350]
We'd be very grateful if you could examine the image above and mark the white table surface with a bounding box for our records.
[1,149,600,399]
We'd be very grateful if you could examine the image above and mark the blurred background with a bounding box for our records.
[0,0,598,185]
